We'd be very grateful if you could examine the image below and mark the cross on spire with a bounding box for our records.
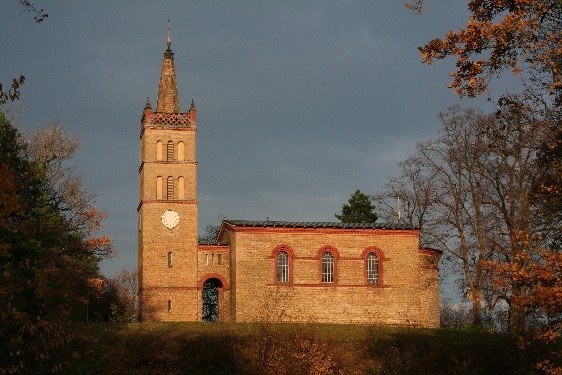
[167,19,172,48]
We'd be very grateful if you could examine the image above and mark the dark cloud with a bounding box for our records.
[1,1,510,286]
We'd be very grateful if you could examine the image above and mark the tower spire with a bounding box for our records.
[156,19,180,114]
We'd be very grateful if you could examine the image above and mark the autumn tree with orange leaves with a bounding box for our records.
[407,1,561,373]
[0,112,113,373]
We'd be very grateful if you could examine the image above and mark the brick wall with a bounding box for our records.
[224,228,440,327]
[139,122,199,322]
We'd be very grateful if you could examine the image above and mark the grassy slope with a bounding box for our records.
[68,322,535,374]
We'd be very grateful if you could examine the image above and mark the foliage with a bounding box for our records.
[67,322,540,375]
[409,2,562,372]
[335,189,378,223]
[378,104,555,332]
[107,268,139,322]
[0,113,112,373]
[440,300,473,329]
[199,224,220,243]
[486,249,562,374]
[415,0,562,100]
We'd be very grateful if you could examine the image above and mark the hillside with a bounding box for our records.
[67,322,537,374]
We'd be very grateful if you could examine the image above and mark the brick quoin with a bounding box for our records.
[138,39,442,327]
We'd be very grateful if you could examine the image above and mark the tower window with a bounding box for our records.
[167,177,174,200]
[178,176,185,199]
[168,300,172,312]
[177,141,185,161]
[206,253,210,265]
[156,176,163,200]
[217,254,222,265]
[168,251,173,267]
[156,140,163,161]
[167,141,174,161]
[322,252,334,283]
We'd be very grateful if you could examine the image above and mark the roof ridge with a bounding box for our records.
[221,219,417,230]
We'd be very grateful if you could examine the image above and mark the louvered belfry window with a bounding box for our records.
[366,253,379,284]
[167,140,174,161]
[167,177,174,200]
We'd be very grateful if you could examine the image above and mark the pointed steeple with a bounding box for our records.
[156,20,180,114]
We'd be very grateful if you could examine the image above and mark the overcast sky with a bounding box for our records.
[2,1,519,299]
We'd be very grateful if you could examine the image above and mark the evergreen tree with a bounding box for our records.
[335,190,378,223]
[0,112,112,373]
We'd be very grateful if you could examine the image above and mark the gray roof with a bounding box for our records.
[222,220,417,230]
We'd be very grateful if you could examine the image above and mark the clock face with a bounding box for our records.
[161,210,180,229]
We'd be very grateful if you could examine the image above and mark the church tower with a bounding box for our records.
[138,33,199,321]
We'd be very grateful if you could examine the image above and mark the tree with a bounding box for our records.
[414,0,562,100]
[409,2,562,370]
[107,268,139,322]
[335,190,378,223]
[0,112,112,373]
[199,224,221,243]
[379,105,552,329]
[372,154,438,238]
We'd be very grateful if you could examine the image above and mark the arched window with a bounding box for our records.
[167,176,174,200]
[168,251,173,267]
[276,251,289,283]
[366,252,379,284]
[167,141,174,161]
[156,176,163,199]
[322,252,334,283]
[177,141,185,161]
[156,140,163,161]
[178,176,185,199]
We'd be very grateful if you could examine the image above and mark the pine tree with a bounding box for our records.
[335,190,378,223]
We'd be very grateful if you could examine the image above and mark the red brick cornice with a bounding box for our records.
[141,286,198,291]
[139,160,198,173]
[140,124,196,139]
[137,199,198,211]
[266,283,391,288]
[419,248,443,256]
[224,225,418,236]
[197,245,230,252]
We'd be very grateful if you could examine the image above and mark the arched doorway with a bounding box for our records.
[202,278,223,322]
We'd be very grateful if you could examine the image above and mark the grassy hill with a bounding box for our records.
[68,322,537,374]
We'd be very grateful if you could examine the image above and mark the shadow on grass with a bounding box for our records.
[66,323,539,375]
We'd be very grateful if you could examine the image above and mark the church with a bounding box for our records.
[137,38,441,327]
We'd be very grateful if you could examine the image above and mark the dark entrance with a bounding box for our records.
[202,278,222,322]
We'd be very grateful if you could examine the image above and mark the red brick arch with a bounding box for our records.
[317,245,340,285]
[198,273,229,290]
[271,244,296,258]
[362,246,385,286]
[271,244,295,285]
